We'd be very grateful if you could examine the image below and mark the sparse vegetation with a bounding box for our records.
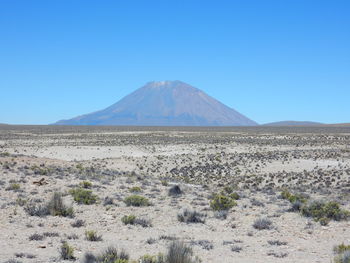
[301,200,350,222]
[6,183,20,191]
[191,240,213,250]
[129,186,142,193]
[124,195,150,207]
[214,210,228,220]
[29,233,45,241]
[168,185,182,196]
[60,241,75,260]
[121,215,152,227]
[231,245,242,253]
[0,152,10,157]
[281,189,307,203]
[177,208,205,223]
[25,192,73,217]
[3,126,350,263]
[71,219,85,228]
[166,241,201,263]
[43,232,60,237]
[121,215,136,225]
[139,254,165,263]
[47,192,74,217]
[85,230,102,241]
[268,240,287,246]
[103,196,114,206]
[253,218,273,230]
[161,180,168,186]
[210,193,237,211]
[67,233,79,240]
[334,243,350,262]
[70,188,98,205]
[82,247,129,263]
[80,180,93,189]
[24,203,49,217]
[334,251,350,263]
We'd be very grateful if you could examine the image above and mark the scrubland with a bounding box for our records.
[1,126,350,263]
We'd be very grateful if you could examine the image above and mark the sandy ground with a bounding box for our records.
[1,126,350,263]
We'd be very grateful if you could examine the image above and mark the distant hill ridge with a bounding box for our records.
[262,121,324,126]
[55,80,257,126]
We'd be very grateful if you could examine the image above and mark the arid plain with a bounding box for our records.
[1,125,350,263]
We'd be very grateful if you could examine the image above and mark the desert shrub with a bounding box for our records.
[121,215,152,227]
[82,246,129,263]
[25,192,73,217]
[47,192,74,217]
[177,209,205,223]
[67,233,79,240]
[250,198,265,207]
[16,197,27,206]
[267,251,288,258]
[301,200,350,222]
[85,230,102,241]
[0,152,10,157]
[82,253,97,263]
[70,188,98,205]
[221,185,240,200]
[335,251,350,263]
[76,163,84,170]
[80,181,93,189]
[124,195,150,207]
[168,185,182,196]
[268,240,287,246]
[228,192,240,200]
[222,185,237,194]
[71,219,85,228]
[289,200,303,212]
[121,215,136,225]
[335,244,350,254]
[103,196,114,206]
[24,204,48,217]
[191,240,213,250]
[6,183,21,191]
[134,218,152,227]
[31,165,50,175]
[214,210,228,220]
[129,186,142,193]
[281,189,307,203]
[146,238,157,245]
[29,233,45,241]
[60,241,75,260]
[159,235,177,241]
[334,244,350,263]
[161,180,168,186]
[43,232,60,237]
[319,217,330,226]
[253,218,273,230]
[166,241,200,263]
[14,252,36,259]
[139,254,165,263]
[231,245,242,252]
[15,252,26,258]
[210,193,237,211]
[3,260,23,263]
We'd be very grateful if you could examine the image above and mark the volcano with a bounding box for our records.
[54,81,257,126]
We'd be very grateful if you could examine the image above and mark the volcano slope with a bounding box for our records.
[1,125,350,263]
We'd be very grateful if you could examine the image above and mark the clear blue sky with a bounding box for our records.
[1,0,349,125]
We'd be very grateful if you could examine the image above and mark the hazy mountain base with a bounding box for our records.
[1,126,350,263]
